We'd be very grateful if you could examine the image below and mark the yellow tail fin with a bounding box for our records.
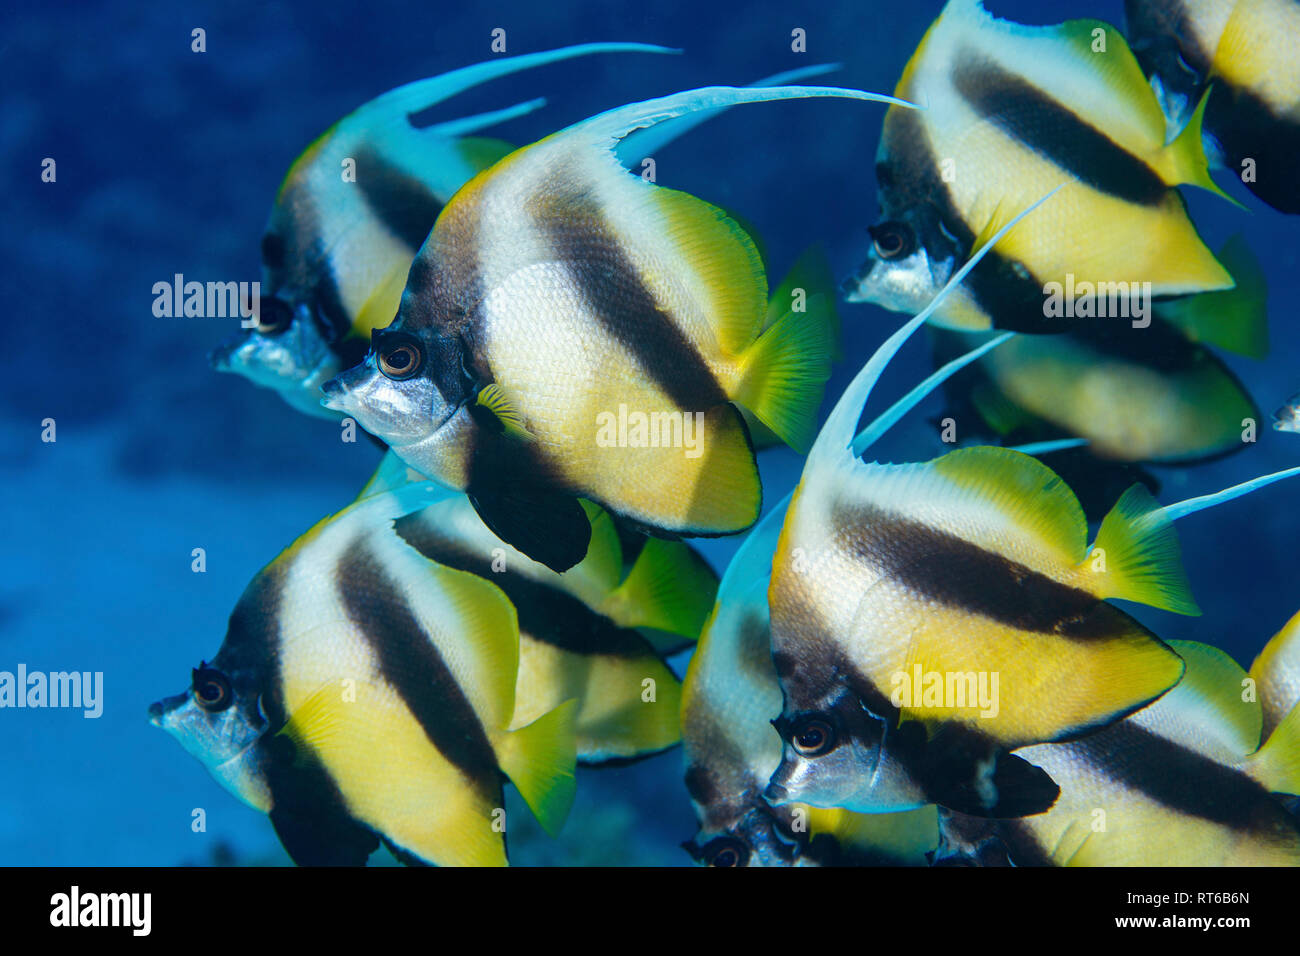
[1088,484,1200,615]
[599,538,717,638]
[734,254,840,452]
[1156,235,1269,359]
[498,699,579,837]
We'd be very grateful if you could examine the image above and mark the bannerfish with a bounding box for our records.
[1126,0,1300,214]
[844,0,1235,333]
[936,638,1300,865]
[149,454,713,865]
[762,193,1300,819]
[681,498,937,867]
[321,84,911,573]
[932,237,1268,464]
[211,42,676,419]
[1275,392,1300,433]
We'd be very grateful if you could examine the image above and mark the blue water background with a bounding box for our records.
[2,0,1296,865]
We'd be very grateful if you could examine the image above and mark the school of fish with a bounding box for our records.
[152,1,1300,867]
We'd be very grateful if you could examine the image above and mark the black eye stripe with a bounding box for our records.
[703,837,749,867]
[191,665,234,712]
[869,221,915,261]
[256,297,294,335]
[376,331,425,380]
[791,717,836,756]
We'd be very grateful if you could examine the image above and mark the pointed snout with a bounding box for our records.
[147,692,188,729]
[208,338,240,372]
[319,364,369,412]
[763,780,791,807]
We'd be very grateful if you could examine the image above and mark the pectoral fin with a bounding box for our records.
[468,484,593,573]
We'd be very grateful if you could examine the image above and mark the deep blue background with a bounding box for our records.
[2,0,1296,865]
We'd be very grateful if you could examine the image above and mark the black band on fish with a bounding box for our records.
[335,536,502,785]
[353,145,448,252]
[951,52,1168,208]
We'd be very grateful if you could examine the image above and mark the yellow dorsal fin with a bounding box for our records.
[475,383,534,441]
[648,186,768,356]
[930,446,1089,564]
[1087,484,1199,615]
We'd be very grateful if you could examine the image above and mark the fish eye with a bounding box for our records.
[255,297,294,336]
[791,717,836,757]
[869,221,914,261]
[377,333,424,381]
[191,663,233,713]
[704,837,749,868]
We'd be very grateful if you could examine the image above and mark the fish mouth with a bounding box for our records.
[763,780,791,806]
[319,365,369,412]
[319,376,346,407]
[208,340,237,371]
[148,692,188,728]
[839,261,875,303]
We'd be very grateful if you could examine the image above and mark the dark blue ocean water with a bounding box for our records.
[2,0,1296,865]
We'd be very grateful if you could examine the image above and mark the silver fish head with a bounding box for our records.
[841,207,958,314]
[210,294,342,416]
[765,692,926,814]
[148,659,272,812]
[320,326,462,452]
[1273,393,1300,433]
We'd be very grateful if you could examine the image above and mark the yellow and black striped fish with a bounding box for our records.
[931,236,1267,464]
[323,84,910,572]
[764,199,1300,818]
[682,500,937,867]
[149,454,712,865]
[937,637,1300,865]
[1126,0,1300,214]
[211,43,675,419]
[844,0,1234,333]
